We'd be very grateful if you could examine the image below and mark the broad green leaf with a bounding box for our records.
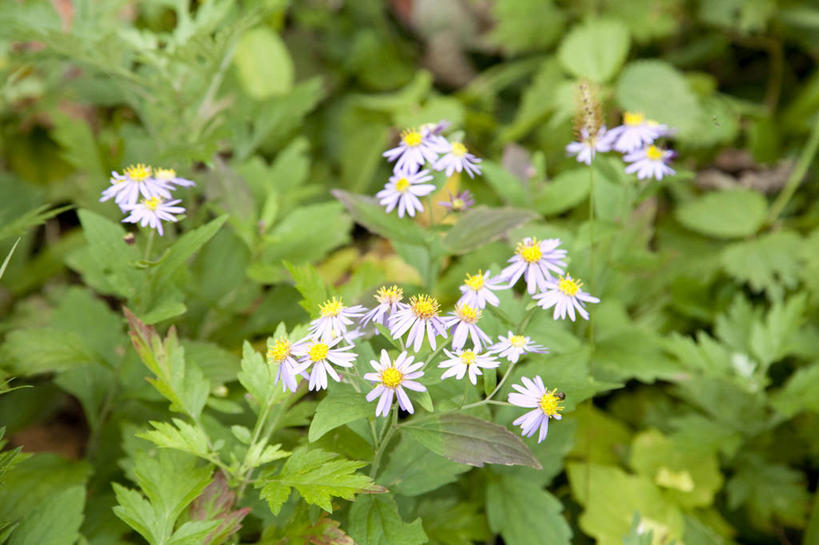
[137,418,211,459]
[237,341,276,409]
[534,168,591,216]
[675,189,767,239]
[378,435,470,496]
[442,207,537,255]
[77,209,141,298]
[4,328,96,375]
[569,404,631,465]
[8,485,85,545]
[332,190,432,246]
[347,494,427,545]
[480,161,529,207]
[486,472,571,545]
[258,448,375,514]
[557,18,630,83]
[567,463,684,545]
[616,60,703,139]
[152,215,227,287]
[629,429,723,508]
[721,231,802,300]
[167,520,222,545]
[417,499,490,545]
[52,112,104,176]
[489,0,566,54]
[308,386,373,442]
[403,413,541,469]
[262,202,352,265]
[233,27,293,99]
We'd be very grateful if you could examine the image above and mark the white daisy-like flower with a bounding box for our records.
[153,167,196,189]
[100,164,172,209]
[292,337,356,391]
[443,303,491,351]
[533,274,600,321]
[489,331,548,363]
[364,350,426,417]
[382,128,444,174]
[308,296,367,342]
[439,348,499,385]
[433,141,482,178]
[388,294,448,353]
[500,237,567,294]
[605,112,664,153]
[623,145,675,181]
[508,376,564,443]
[267,337,309,393]
[360,285,408,328]
[566,127,612,165]
[420,121,451,150]
[376,170,436,218]
[458,270,504,309]
[121,197,185,236]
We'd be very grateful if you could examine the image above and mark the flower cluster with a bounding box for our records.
[565,83,676,181]
[100,164,195,235]
[377,121,482,218]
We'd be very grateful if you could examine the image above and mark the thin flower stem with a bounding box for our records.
[423,336,452,370]
[767,116,819,225]
[588,164,596,348]
[236,400,275,500]
[369,407,399,478]
[517,306,537,333]
[143,229,156,261]
[461,361,516,410]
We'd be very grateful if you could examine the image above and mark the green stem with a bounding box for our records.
[236,400,275,500]
[767,116,819,225]
[369,408,398,478]
[423,336,452,370]
[143,229,156,261]
[517,306,537,333]
[587,164,596,348]
[461,361,516,410]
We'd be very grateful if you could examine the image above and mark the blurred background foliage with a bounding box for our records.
[1,0,819,544]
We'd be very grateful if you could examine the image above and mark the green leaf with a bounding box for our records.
[4,328,97,375]
[0,237,20,280]
[721,231,802,300]
[442,207,537,255]
[76,209,141,298]
[332,190,432,247]
[557,18,630,83]
[567,463,684,545]
[616,60,703,139]
[347,494,427,545]
[534,168,591,216]
[417,499,490,545]
[771,362,819,417]
[152,215,227,288]
[137,418,211,460]
[258,448,375,514]
[308,386,373,442]
[262,202,352,265]
[52,112,104,176]
[0,428,26,487]
[675,189,768,239]
[486,472,571,545]
[233,27,293,99]
[489,0,566,55]
[237,341,276,409]
[749,294,807,367]
[480,161,529,207]
[0,204,72,243]
[8,485,85,545]
[403,413,541,469]
[284,262,328,316]
[125,309,210,419]
[378,435,470,496]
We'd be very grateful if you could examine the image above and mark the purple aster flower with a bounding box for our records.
[364,350,426,417]
[533,274,600,321]
[623,145,675,181]
[508,376,564,443]
[500,237,567,294]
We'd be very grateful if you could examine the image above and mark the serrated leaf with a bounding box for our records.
[486,472,571,545]
[771,362,819,417]
[137,418,211,459]
[309,386,373,442]
[8,485,85,545]
[675,189,768,239]
[442,206,537,255]
[258,448,374,514]
[237,341,277,409]
[403,414,541,469]
[284,262,329,317]
[77,209,141,298]
[721,231,802,300]
[557,18,630,83]
[347,494,427,545]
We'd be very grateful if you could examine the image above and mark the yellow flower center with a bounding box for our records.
[381,367,403,388]
[395,178,411,193]
[451,142,467,157]
[319,297,344,317]
[516,239,542,264]
[308,343,329,362]
[460,350,476,365]
[623,111,645,126]
[154,167,176,179]
[124,163,151,181]
[646,145,663,161]
[268,338,290,362]
[509,335,526,347]
[410,295,440,320]
[539,389,563,417]
[464,271,485,290]
[557,275,582,296]
[375,285,403,305]
[143,197,161,210]
[451,198,465,210]
[401,129,422,147]
[455,303,480,324]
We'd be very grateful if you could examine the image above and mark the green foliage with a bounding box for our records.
[7,486,85,545]
[347,494,427,545]
[675,189,768,239]
[557,18,630,83]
